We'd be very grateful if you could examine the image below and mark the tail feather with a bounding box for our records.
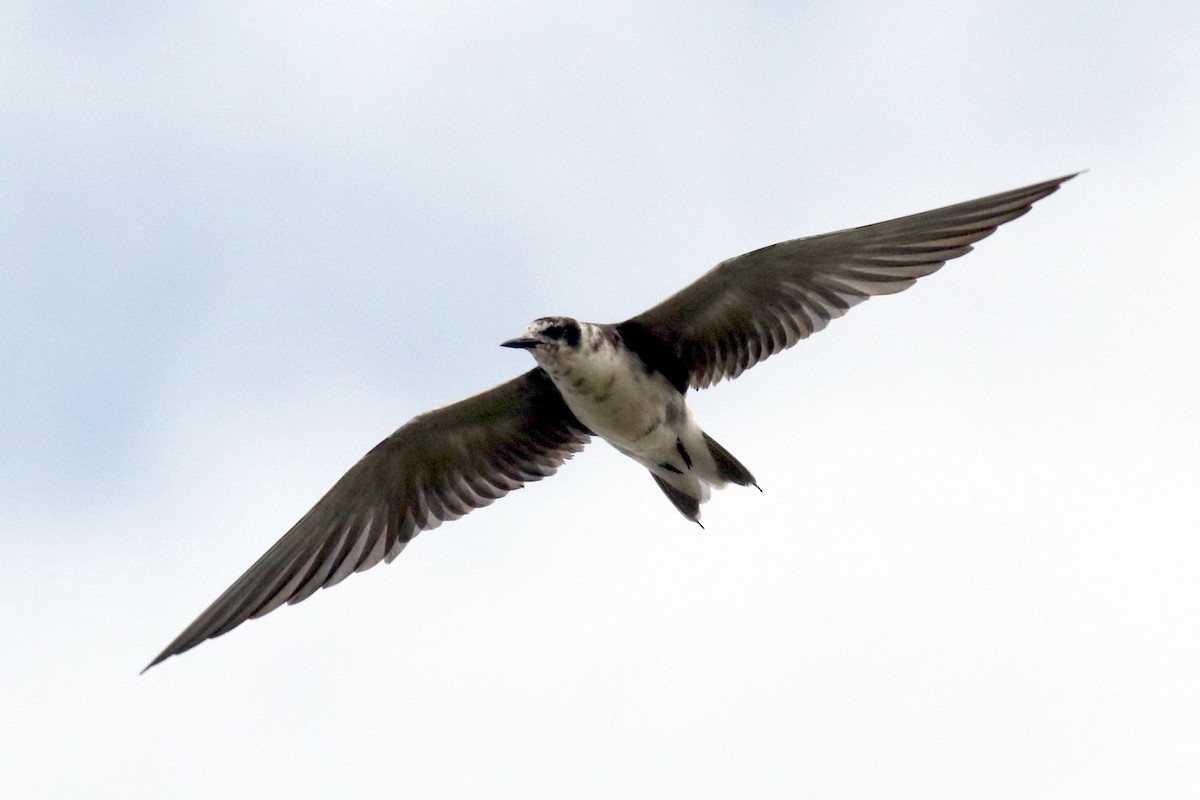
[702,432,758,489]
[651,474,703,527]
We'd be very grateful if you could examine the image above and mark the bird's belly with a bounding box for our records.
[554,367,681,452]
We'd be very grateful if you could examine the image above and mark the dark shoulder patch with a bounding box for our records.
[614,320,689,394]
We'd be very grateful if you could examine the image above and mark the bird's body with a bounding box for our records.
[145,173,1077,671]
[506,318,757,523]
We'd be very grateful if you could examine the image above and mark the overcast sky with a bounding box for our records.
[3,2,1198,797]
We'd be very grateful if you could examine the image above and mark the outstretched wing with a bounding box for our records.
[620,174,1076,390]
[145,368,589,671]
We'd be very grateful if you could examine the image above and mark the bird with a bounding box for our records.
[144,173,1076,671]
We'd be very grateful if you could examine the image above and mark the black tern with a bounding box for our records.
[145,173,1076,670]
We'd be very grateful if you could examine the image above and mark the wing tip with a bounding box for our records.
[141,642,182,674]
[1036,170,1085,195]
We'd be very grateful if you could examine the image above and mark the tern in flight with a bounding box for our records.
[145,173,1076,670]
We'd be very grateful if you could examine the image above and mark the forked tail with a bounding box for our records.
[702,432,758,489]
[649,432,759,525]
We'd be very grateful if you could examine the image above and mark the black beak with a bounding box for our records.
[500,337,540,350]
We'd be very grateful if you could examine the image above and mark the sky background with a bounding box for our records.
[3,2,1198,797]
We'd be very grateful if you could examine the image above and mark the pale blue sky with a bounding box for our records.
[3,2,1198,797]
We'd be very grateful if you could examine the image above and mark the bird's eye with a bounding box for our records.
[543,325,565,340]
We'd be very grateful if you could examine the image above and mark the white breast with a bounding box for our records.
[534,327,720,486]
[535,334,678,445]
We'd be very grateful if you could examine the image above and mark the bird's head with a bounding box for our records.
[501,317,583,359]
